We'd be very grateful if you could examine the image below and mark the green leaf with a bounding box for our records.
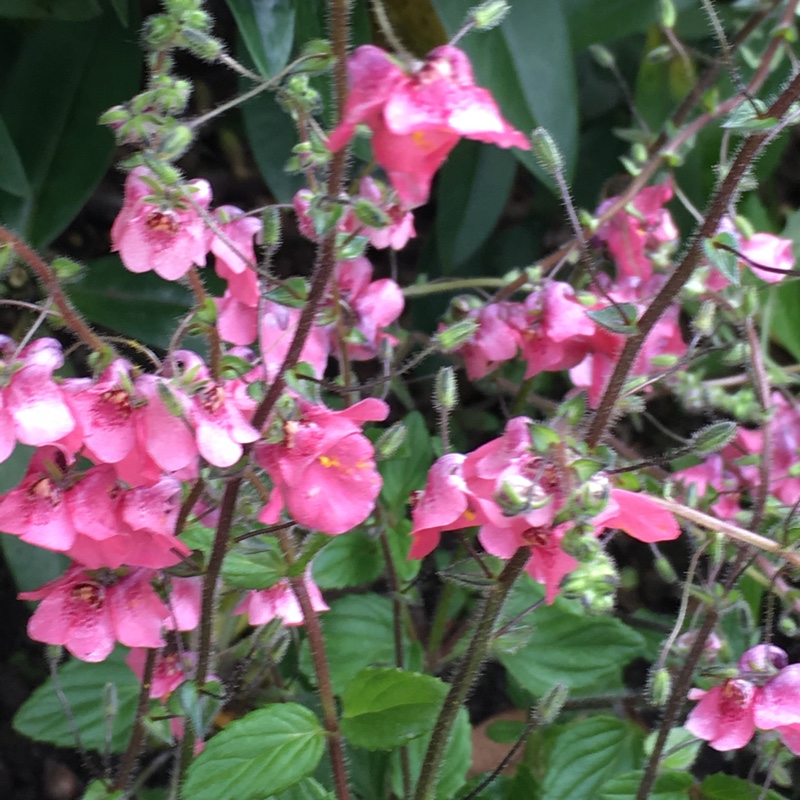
[225,0,295,78]
[645,727,700,771]
[600,769,694,800]
[0,0,101,19]
[702,232,740,286]
[700,774,788,800]
[68,255,192,349]
[81,781,123,800]
[432,0,577,185]
[586,303,639,334]
[269,778,333,800]
[0,9,140,247]
[340,667,448,750]
[13,650,140,752]
[389,707,472,800]
[496,578,646,695]
[222,544,286,590]
[311,530,385,590]
[299,594,407,694]
[436,140,517,272]
[379,411,434,513]
[182,704,325,800]
[542,717,645,800]
[0,114,29,197]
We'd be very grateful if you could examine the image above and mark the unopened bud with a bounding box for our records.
[648,667,672,707]
[494,475,543,516]
[690,421,737,456]
[470,0,510,30]
[576,473,610,515]
[536,683,568,725]
[51,257,84,280]
[694,300,716,335]
[262,207,282,247]
[658,0,676,28]
[352,197,390,229]
[98,105,130,127]
[778,615,799,638]
[653,555,678,584]
[296,39,335,73]
[434,366,458,411]
[436,318,478,352]
[376,422,407,460]
[530,127,563,176]
[181,28,223,61]
[157,124,194,160]
[588,44,615,70]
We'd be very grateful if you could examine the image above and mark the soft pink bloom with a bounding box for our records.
[211,206,262,304]
[217,291,259,345]
[457,302,521,380]
[686,679,758,751]
[111,167,212,281]
[408,453,494,559]
[259,298,330,381]
[256,398,388,534]
[233,569,329,626]
[354,177,416,250]
[0,337,75,462]
[127,647,197,699]
[20,566,169,662]
[740,232,795,283]
[674,453,743,521]
[595,182,678,283]
[594,488,681,543]
[327,45,530,207]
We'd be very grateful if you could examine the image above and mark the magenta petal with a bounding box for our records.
[601,488,681,542]
[754,665,800,729]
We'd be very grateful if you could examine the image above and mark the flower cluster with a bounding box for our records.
[686,644,800,753]
[409,416,680,604]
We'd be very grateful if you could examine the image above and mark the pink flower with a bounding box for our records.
[210,206,262,304]
[595,182,678,283]
[127,647,197,699]
[233,569,329,626]
[19,565,169,662]
[0,337,75,462]
[111,167,212,281]
[739,232,795,283]
[327,45,530,207]
[594,488,681,543]
[408,453,494,559]
[686,679,759,751]
[255,398,388,534]
[259,298,330,381]
[353,177,416,250]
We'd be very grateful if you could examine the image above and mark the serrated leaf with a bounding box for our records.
[222,545,286,590]
[264,277,309,309]
[722,100,777,133]
[702,232,740,286]
[496,577,646,695]
[182,705,325,800]
[298,594,410,694]
[311,530,385,590]
[600,768,694,800]
[340,667,447,750]
[13,650,140,752]
[437,139,517,272]
[587,303,639,334]
[542,717,645,800]
[225,0,295,78]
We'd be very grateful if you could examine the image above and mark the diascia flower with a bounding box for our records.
[327,45,530,207]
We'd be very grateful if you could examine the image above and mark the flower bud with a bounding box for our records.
[658,0,676,28]
[296,39,335,73]
[376,421,407,460]
[352,197,390,229]
[575,473,610,516]
[653,555,678,584]
[588,44,615,70]
[536,683,568,725]
[262,207,282,247]
[181,28,223,61]
[436,319,479,352]
[494,475,545,516]
[561,552,618,613]
[648,667,672,707]
[434,366,458,412]
[470,0,510,30]
[157,124,194,160]
[52,257,84,281]
[531,126,563,176]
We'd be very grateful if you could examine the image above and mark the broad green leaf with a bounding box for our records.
[81,781,123,800]
[432,0,577,185]
[341,667,447,750]
[0,114,28,197]
[389,707,472,800]
[564,0,695,51]
[645,727,700,771]
[436,140,517,272]
[379,411,434,513]
[225,0,295,78]
[385,518,421,584]
[270,778,333,800]
[182,704,325,800]
[223,544,286,590]
[496,578,646,695]
[311,530,385,590]
[700,774,787,800]
[298,594,407,694]
[587,303,639,335]
[13,650,140,752]
[600,769,694,800]
[542,717,645,800]
[68,256,193,349]
[0,8,140,247]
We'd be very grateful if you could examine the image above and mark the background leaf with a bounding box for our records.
[311,530,385,590]
[13,650,140,752]
[182,704,325,800]
[600,769,694,800]
[0,114,28,197]
[0,6,140,247]
[225,0,295,78]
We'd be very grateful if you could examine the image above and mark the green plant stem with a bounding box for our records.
[413,547,529,800]
[402,277,509,298]
[586,68,800,448]
[0,227,108,355]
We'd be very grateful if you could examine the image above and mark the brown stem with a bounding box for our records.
[114,647,156,790]
[587,69,800,448]
[186,267,222,381]
[0,227,108,354]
